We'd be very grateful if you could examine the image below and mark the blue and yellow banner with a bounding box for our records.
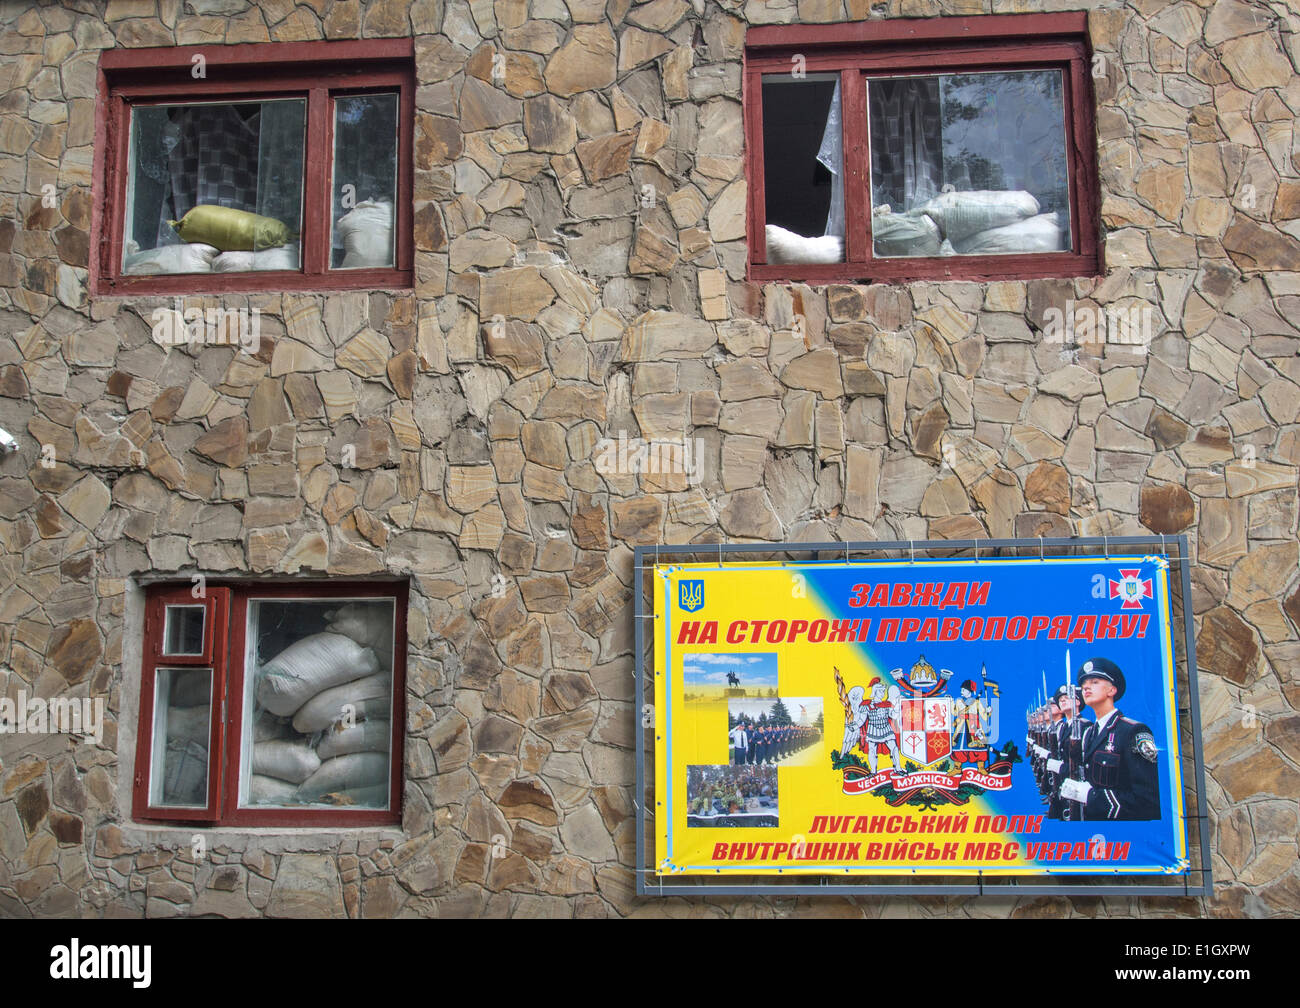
[653,556,1187,876]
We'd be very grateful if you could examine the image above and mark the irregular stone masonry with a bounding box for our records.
[0,0,1298,919]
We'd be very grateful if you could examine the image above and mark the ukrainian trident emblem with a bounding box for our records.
[679,580,704,612]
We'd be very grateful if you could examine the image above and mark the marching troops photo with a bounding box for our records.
[1029,656,1162,821]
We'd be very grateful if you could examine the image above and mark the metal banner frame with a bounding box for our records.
[633,536,1213,899]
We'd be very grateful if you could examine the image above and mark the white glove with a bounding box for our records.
[1059,778,1091,803]
[1046,758,1063,774]
[1033,744,1049,759]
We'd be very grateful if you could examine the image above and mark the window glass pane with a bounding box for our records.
[150,668,212,808]
[868,70,1070,257]
[761,74,844,266]
[163,605,206,656]
[243,598,395,809]
[331,93,398,269]
[123,99,304,275]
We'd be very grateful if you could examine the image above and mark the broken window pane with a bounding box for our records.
[331,93,398,269]
[124,99,304,275]
[868,70,1070,257]
[151,667,212,808]
[761,73,845,265]
[243,598,395,809]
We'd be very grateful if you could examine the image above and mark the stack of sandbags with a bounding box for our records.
[250,621,392,808]
[255,632,379,716]
[915,190,1041,244]
[951,212,1064,255]
[123,242,220,275]
[211,242,301,272]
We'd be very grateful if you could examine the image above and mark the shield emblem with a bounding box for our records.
[1125,580,1138,599]
[901,697,952,765]
[679,580,704,612]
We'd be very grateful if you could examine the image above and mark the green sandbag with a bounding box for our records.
[169,205,290,252]
[872,210,941,258]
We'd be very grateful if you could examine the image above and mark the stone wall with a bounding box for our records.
[1,0,1298,918]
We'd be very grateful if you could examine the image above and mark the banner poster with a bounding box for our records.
[652,555,1188,877]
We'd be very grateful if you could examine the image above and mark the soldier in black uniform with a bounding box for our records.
[1058,657,1161,821]
[1043,684,1083,820]
[1031,692,1063,806]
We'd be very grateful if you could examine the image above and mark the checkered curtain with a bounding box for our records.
[166,104,259,222]
[868,78,943,213]
[157,101,303,245]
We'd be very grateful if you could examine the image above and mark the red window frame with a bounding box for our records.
[93,40,415,296]
[133,580,408,828]
[744,14,1101,284]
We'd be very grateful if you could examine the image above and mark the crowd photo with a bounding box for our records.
[726,697,824,768]
[685,764,779,827]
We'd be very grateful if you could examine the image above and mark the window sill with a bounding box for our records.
[747,252,1101,286]
[96,267,413,298]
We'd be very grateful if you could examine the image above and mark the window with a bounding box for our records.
[744,14,1100,283]
[94,41,414,295]
[134,582,408,827]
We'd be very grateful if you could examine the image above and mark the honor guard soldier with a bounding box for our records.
[1044,685,1081,819]
[1031,692,1065,806]
[1057,658,1161,821]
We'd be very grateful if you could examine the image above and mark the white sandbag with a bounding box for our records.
[917,190,1040,243]
[326,601,394,662]
[248,774,298,804]
[295,752,389,803]
[318,718,391,760]
[292,672,391,733]
[871,209,942,257]
[337,200,393,268]
[211,241,301,273]
[123,242,219,275]
[166,704,209,745]
[253,708,294,742]
[255,632,379,717]
[952,212,1066,255]
[765,224,843,265]
[252,739,322,784]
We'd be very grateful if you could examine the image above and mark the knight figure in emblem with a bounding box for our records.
[951,678,992,769]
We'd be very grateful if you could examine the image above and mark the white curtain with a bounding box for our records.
[815,81,844,238]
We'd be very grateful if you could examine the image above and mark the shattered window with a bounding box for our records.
[761,73,845,266]
[744,15,1098,280]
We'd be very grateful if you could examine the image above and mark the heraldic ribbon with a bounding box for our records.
[841,764,1014,805]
